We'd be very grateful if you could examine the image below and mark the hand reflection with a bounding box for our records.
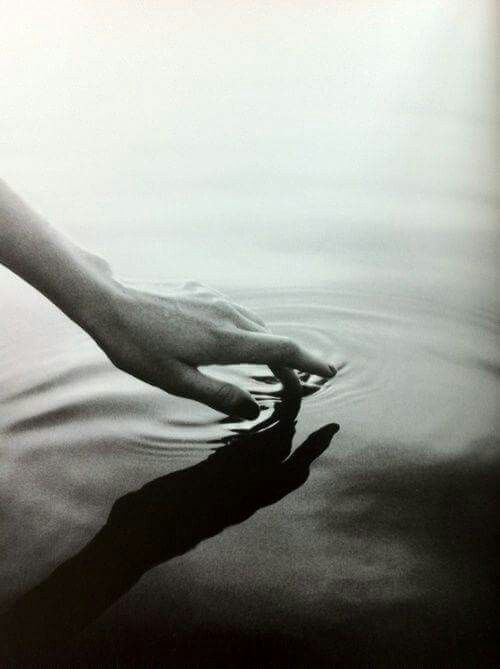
[1,395,339,656]
[107,400,339,571]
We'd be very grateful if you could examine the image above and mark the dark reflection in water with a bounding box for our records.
[1,396,339,662]
[3,433,498,666]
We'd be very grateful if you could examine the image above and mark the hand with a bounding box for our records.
[93,280,336,419]
[0,180,335,418]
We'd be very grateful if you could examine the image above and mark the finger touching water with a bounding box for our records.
[174,362,260,420]
[92,281,335,419]
[228,331,337,377]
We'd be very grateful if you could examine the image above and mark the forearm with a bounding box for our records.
[0,179,122,336]
[0,179,334,417]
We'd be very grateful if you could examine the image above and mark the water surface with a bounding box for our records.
[0,1,498,663]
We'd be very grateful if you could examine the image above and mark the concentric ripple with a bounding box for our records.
[3,283,498,456]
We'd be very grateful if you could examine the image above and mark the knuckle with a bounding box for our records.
[207,323,229,346]
[245,306,260,321]
[214,299,236,320]
[280,337,298,360]
[234,302,248,315]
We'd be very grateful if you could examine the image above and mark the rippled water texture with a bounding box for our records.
[1,0,499,663]
[2,275,498,633]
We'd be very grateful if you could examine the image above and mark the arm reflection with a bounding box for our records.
[2,395,339,655]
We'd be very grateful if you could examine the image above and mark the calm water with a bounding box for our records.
[1,1,498,663]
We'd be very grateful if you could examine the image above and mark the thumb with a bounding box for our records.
[174,364,260,420]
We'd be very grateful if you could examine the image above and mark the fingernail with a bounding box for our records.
[328,364,337,377]
[237,400,260,420]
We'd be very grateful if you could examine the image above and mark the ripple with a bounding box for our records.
[3,284,498,454]
[253,308,395,410]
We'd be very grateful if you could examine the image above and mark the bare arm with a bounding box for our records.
[0,179,122,333]
[0,179,336,418]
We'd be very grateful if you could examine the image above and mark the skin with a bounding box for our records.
[0,179,336,418]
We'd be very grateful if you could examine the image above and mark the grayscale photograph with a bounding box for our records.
[0,1,498,665]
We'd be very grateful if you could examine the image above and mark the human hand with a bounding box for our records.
[0,181,336,419]
[91,280,336,419]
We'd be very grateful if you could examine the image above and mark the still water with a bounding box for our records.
[1,1,498,663]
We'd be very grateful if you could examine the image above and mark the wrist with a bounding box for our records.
[56,240,129,340]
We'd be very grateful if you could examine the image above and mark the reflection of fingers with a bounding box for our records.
[257,424,340,506]
[174,363,260,420]
[286,423,339,469]
[270,366,301,425]
[271,366,301,396]
[230,332,336,378]
[236,428,293,466]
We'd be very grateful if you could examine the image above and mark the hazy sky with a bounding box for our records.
[1,1,497,284]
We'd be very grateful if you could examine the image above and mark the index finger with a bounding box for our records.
[233,331,337,378]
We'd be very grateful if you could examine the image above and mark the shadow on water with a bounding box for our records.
[2,390,498,666]
[0,394,339,663]
[95,436,496,668]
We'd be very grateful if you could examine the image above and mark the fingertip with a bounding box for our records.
[290,344,337,379]
[318,362,337,378]
[176,364,260,420]
[235,398,260,420]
